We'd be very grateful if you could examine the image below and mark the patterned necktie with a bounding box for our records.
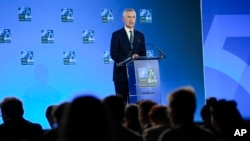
[129,30,134,49]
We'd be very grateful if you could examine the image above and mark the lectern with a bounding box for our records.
[117,56,162,104]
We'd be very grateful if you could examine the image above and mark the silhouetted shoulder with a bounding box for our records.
[119,126,143,141]
[134,29,144,35]
[112,28,124,35]
[159,124,216,141]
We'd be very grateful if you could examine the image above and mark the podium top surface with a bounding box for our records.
[134,56,160,60]
[116,56,161,66]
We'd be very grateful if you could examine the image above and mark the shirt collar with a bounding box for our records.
[124,26,133,33]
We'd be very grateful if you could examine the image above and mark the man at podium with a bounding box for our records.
[110,8,146,104]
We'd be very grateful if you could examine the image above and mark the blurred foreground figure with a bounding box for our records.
[0,96,44,141]
[159,86,216,141]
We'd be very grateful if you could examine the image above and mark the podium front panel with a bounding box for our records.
[126,60,161,104]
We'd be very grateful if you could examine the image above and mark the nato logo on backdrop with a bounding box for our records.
[21,51,34,65]
[103,50,114,64]
[82,30,95,44]
[147,50,154,57]
[18,7,32,21]
[140,9,152,23]
[63,51,76,65]
[101,9,114,23]
[41,30,54,43]
[0,29,11,43]
[61,8,74,22]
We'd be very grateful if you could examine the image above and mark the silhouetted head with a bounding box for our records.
[59,95,115,141]
[102,95,125,123]
[45,104,57,128]
[148,105,169,126]
[200,97,218,125]
[124,104,141,132]
[167,86,196,126]
[125,104,139,121]
[0,97,24,122]
[138,99,157,127]
[210,99,244,135]
[53,102,70,128]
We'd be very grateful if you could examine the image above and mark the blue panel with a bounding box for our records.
[202,0,250,120]
[0,0,205,129]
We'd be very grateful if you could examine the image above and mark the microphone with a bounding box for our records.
[146,43,166,59]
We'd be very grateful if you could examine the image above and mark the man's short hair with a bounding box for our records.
[168,86,196,117]
[0,97,24,118]
[122,8,136,17]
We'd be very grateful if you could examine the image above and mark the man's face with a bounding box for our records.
[123,11,136,29]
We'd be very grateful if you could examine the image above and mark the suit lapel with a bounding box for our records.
[121,28,131,49]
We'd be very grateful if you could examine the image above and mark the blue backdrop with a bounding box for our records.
[1,0,206,129]
[202,0,250,121]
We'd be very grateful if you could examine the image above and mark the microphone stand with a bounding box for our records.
[146,43,166,59]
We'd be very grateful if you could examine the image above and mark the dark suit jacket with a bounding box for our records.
[159,123,216,141]
[115,124,143,141]
[142,123,170,141]
[110,27,146,82]
[0,117,44,141]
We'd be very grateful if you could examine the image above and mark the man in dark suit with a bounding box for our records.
[0,97,44,141]
[110,8,146,104]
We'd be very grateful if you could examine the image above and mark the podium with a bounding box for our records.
[117,56,162,104]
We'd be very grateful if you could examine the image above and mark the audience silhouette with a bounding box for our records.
[0,97,44,141]
[137,100,157,134]
[200,97,219,137]
[210,99,249,141]
[58,95,115,141]
[45,104,57,130]
[124,104,142,133]
[142,105,170,141]
[43,102,70,141]
[102,95,142,141]
[159,86,216,141]
[0,86,249,141]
